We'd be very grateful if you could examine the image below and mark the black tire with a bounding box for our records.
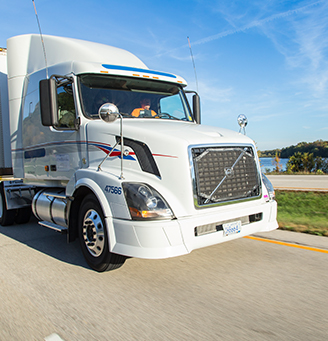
[0,183,15,226]
[15,206,32,224]
[78,194,126,272]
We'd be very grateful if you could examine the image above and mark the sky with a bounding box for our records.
[1,0,328,150]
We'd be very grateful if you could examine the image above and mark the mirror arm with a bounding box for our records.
[97,106,125,179]
[118,114,124,179]
[97,140,120,171]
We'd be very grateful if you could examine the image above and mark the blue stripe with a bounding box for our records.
[102,64,177,79]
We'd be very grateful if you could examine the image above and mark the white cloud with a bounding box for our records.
[259,1,328,95]
[197,81,233,103]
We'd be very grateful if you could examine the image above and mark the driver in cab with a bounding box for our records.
[131,98,157,117]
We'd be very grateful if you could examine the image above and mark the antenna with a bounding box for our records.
[187,37,199,93]
[32,0,49,79]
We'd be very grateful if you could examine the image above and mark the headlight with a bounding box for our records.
[122,183,174,220]
[262,173,275,200]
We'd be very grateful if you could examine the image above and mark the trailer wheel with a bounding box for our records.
[0,184,15,226]
[15,207,32,224]
[78,194,126,272]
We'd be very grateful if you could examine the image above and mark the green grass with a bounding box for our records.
[275,191,328,236]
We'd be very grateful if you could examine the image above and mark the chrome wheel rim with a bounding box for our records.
[82,209,105,257]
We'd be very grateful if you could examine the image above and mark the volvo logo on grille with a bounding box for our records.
[224,167,234,178]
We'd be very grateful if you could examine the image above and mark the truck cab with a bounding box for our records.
[0,34,278,271]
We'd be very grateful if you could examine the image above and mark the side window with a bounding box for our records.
[159,93,188,120]
[56,82,76,129]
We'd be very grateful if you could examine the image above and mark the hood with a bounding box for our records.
[121,119,253,147]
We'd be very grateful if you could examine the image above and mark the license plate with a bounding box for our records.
[223,221,241,236]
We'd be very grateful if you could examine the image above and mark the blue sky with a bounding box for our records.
[1,0,328,150]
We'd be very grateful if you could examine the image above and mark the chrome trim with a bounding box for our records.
[195,212,263,236]
[41,191,66,199]
[32,189,68,227]
[82,209,105,257]
[39,221,68,234]
[188,143,262,209]
[204,147,248,204]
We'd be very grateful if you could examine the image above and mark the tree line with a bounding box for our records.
[259,140,328,158]
[285,152,328,174]
[268,151,328,174]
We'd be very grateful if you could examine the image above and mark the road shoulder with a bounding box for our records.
[253,229,328,251]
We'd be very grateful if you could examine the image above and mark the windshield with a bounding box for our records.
[78,74,193,121]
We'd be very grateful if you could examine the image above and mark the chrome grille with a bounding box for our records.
[191,146,260,207]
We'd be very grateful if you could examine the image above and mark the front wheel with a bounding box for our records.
[78,194,126,272]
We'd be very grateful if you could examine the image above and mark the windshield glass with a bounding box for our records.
[78,74,193,121]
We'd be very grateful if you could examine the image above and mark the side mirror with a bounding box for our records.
[99,103,120,123]
[39,79,58,126]
[185,90,201,124]
[237,114,248,135]
[192,93,201,124]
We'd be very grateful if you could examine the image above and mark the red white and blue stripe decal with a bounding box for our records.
[89,141,136,160]
[14,141,178,160]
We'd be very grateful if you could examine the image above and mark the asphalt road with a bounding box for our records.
[0,218,327,341]
[267,174,328,191]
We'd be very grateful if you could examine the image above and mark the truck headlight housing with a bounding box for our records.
[262,173,275,200]
[122,183,174,220]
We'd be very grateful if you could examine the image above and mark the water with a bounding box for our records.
[260,157,289,173]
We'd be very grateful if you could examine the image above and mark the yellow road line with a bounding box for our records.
[244,236,328,254]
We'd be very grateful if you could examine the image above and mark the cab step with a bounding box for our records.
[39,221,68,234]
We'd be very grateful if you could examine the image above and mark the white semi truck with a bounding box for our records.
[0,34,277,271]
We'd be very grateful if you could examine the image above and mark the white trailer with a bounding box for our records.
[0,34,277,271]
[0,47,11,175]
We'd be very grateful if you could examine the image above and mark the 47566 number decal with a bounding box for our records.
[105,185,122,195]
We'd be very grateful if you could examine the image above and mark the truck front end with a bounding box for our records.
[68,66,278,260]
